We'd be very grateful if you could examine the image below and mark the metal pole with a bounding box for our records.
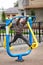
[39,22,41,43]
[29,17,33,45]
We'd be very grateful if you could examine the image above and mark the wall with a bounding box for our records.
[18,0,24,9]
[29,0,43,6]
[24,8,43,22]
[35,9,43,22]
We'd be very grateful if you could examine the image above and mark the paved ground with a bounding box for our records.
[0,43,43,65]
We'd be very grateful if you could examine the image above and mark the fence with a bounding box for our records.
[0,22,43,47]
[32,22,43,43]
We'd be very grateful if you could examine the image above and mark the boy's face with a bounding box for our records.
[21,21,26,25]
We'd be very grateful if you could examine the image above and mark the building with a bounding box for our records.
[18,0,43,21]
[5,7,20,19]
[18,0,24,15]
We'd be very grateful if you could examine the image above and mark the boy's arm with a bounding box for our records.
[16,18,21,25]
[24,17,29,29]
[24,24,28,29]
[8,18,21,28]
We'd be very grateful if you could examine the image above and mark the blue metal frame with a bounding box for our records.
[6,16,33,61]
[28,17,33,45]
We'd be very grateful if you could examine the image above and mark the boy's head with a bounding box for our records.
[20,17,28,25]
[21,13,24,16]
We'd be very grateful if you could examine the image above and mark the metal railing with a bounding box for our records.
[0,22,43,47]
[32,22,43,43]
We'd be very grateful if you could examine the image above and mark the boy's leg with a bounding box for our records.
[9,34,18,47]
[19,34,31,46]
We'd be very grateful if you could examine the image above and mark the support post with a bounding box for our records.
[16,55,24,62]
[29,17,33,45]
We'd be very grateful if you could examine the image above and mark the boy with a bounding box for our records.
[9,17,31,47]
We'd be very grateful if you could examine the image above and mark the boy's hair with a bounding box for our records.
[21,13,24,16]
[26,17,28,21]
[24,17,28,24]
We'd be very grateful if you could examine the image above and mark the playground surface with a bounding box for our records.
[0,43,43,65]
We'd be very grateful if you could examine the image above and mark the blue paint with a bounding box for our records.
[6,19,12,26]
[28,17,33,45]
[6,16,27,26]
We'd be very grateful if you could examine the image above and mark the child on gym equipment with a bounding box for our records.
[9,16,31,47]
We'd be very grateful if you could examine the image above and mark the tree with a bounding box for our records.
[2,11,6,22]
[31,9,35,16]
[31,9,35,21]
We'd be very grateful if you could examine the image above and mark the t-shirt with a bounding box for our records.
[12,18,26,34]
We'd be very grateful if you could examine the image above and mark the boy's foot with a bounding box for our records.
[10,46,14,50]
[9,43,14,50]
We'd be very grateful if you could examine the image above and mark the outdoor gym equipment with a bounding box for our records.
[5,16,38,61]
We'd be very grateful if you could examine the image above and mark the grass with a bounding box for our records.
[0,30,43,35]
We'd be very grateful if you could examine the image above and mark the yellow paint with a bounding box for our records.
[3,36,6,48]
[8,23,12,28]
[3,36,14,50]
[27,22,38,49]
[8,23,12,33]
[31,43,38,49]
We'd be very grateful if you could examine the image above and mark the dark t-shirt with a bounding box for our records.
[12,18,26,34]
[14,23,23,34]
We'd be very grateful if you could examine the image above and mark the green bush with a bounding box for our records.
[31,9,35,21]
[2,11,6,22]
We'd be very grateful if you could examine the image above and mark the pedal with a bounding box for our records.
[31,43,38,49]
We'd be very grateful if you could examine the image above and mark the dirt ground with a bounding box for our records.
[0,43,43,65]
